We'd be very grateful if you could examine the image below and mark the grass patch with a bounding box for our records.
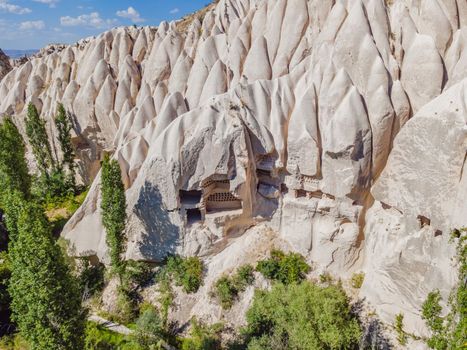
[395,313,407,346]
[46,188,89,235]
[350,272,365,289]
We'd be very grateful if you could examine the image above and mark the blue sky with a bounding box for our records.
[0,0,209,49]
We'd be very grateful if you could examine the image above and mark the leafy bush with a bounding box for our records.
[350,272,365,289]
[0,333,29,349]
[122,260,154,288]
[234,264,255,289]
[241,281,362,350]
[213,265,255,309]
[319,272,333,284]
[214,276,238,310]
[132,305,165,348]
[0,251,11,311]
[114,287,139,325]
[84,322,137,350]
[180,318,223,350]
[79,259,105,300]
[256,250,310,284]
[166,256,204,293]
[155,276,174,328]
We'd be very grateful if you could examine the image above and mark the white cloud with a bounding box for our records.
[169,8,179,14]
[19,20,45,30]
[116,6,144,23]
[60,12,117,28]
[0,0,31,14]
[32,0,59,8]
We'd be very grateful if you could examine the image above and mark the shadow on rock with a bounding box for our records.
[134,182,180,261]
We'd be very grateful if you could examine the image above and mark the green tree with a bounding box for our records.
[101,155,127,274]
[8,201,86,350]
[133,305,165,349]
[25,103,55,179]
[242,282,362,350]
[0,117,31,204]
[54,104,76,189]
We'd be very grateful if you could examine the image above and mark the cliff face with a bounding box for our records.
[0,49,12,82]
[0,0,466,339]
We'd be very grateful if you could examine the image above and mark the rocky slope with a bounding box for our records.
[0,49,12,81]
[0,0,466,344]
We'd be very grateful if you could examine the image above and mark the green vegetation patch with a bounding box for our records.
[241,281,362,350]
[421,229,466,350]
[180,318,223,350]
[165,255,204,293]
[213,264,255,309]
[256,249,310,285]
[350,272,365,289]
[84,322,138,350]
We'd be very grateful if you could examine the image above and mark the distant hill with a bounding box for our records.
[3,49,38,59]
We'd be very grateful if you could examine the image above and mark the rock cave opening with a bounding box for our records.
[186,208,202,225]
[295,189,308,198]
[417,215,431,228]
[179,190,202,206]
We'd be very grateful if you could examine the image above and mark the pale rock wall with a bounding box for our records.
[0,0,466,341]
[0,49,12,82]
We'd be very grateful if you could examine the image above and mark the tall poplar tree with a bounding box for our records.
[101,155,127,274]
[25,103,55,179]
[8,202,86,350]
[0,117,31,205]
[0,117,31,333]
[54,104,76,189]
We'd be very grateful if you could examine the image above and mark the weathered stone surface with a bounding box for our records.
[0,0,466,343]
[0,49,12,81]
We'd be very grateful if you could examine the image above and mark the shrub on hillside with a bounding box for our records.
[241,281,362,350]
[256,250,310,284]
[79,258,105,300]
[166,255,204,293]
[180,318,223,350]
[132,305,165,348]
[213,264,255,309]
[84,322,137,350]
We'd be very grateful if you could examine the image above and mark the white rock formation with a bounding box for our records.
[1,0,466,343]
[0,49,12,82]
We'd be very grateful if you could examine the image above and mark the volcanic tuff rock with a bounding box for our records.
[0,49,12,81]
[1,0,467,342]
